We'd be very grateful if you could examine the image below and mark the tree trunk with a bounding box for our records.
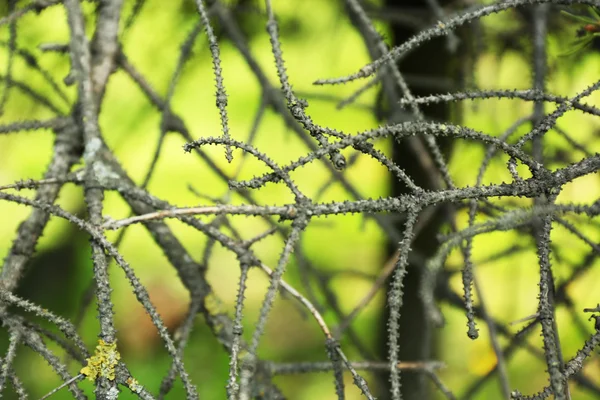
[377,1,461,398]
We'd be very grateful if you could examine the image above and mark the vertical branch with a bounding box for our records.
[0,328,20,395]
[157,299,202,399]
[0,0,17,115]
[536,216,566,399]
[227,259,250,400]
[462,117,532,398]
[195,0,232,162]
[90,0,124,101]
[531,5,567,399]
[388,210,419,400]
[240,219,307,400]
[264,0,346,170]
[63,0,122,396]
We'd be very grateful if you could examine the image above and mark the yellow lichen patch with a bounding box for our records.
[127,377,143,393]
[80,339,121,381]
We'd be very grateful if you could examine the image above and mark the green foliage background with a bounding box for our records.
[0,1,598,399]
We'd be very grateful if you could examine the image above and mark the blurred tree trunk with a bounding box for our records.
[375,0,463,398]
